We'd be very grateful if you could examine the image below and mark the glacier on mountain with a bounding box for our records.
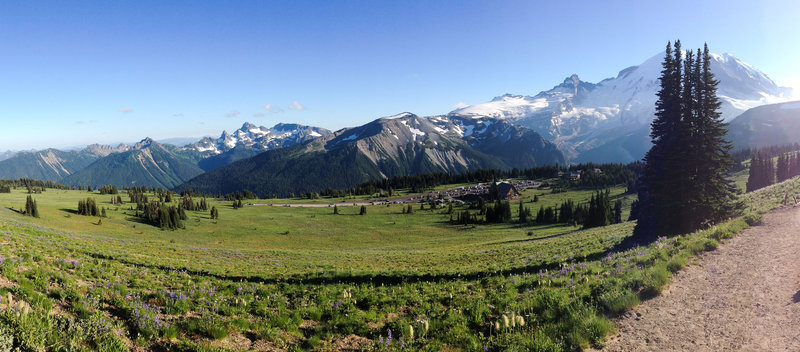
[450,51,794,162]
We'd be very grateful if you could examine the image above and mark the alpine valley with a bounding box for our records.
[1,51,797,195]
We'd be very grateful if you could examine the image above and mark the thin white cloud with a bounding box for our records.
[224,110,241,118]
[118,108,134,113]
[76,120,99,124]
[264,104,284,114]
[173,113,184,118]
[288,101,306,111]
[253,113,265,118]
[452,102,469,110]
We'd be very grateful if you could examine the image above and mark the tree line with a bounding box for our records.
[746,151,800,192]
[323,163,636,198]
[452,190,623,229]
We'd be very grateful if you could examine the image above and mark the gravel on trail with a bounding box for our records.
[595,206,800,351]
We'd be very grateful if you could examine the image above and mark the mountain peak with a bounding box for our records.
[381,112,416,120]
[450,49,793,163]
[133,137,156,149]
[240,122,258,131]
[562,74,580,85]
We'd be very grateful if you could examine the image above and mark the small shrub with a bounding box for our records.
[162,325,179,340]
[710,227,734,241]
[639,264,670,298]
[599,288,639,315]
[703,238,719,251]
[743,213,763,226]
[208,323,229,340]
[666,255,688,273]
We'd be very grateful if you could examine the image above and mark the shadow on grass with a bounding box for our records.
[81,245,614,286]
[489,229,578,245]
[59,208,78,215]
[5,207,22,214]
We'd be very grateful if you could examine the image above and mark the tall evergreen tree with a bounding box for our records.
[634,41,683,242]
[633,41,737,243]
[689,44,738,227]
[613,200,622,224]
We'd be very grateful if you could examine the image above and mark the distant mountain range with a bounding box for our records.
[61,138,205,189]
[176,113,564,197]
[0,145,128,182]
[452,52,794,162]
[0,50,797,194]
[0,122,330,189]
[727,100,800,149]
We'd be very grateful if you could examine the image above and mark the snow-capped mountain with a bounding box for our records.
[451,52,794,162]
[177,113,564,197]
[187,122,331,155]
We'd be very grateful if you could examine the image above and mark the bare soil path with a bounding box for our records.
[596,206,800,351]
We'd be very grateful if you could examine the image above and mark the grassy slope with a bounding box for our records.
[0,186,630,277]
[0,177,792,351]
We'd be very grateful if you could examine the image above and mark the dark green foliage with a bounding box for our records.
[634,41,738,243]
[747,150,800,191]
[359,205,367,215]
[583,190,612,229]
[613,200,623,224]
[557,199,576,224]
[746,153,775,192]
[77,198,100,216]
[210,206,219,219]
[456,209,479,225]
[484,200,511,223]
[333,205,339,214]
[97,185,119,195]
[518,201,532,223]
[135,202,184,230]
[223,190,259,201]
[24,195,39,218]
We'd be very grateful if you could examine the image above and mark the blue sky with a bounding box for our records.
[1,0,799,150]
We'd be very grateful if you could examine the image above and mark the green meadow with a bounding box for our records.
[0,178,789,351]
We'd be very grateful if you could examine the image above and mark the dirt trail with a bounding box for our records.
[596,206,800,351]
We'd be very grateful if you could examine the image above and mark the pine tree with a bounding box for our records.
[634,40,683,242]
[633,41,737,243]
[333,205,339,214]
[613,200,622,224]
[359,205,367,215]
[689,44,738,227]
[24,195,39,218]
